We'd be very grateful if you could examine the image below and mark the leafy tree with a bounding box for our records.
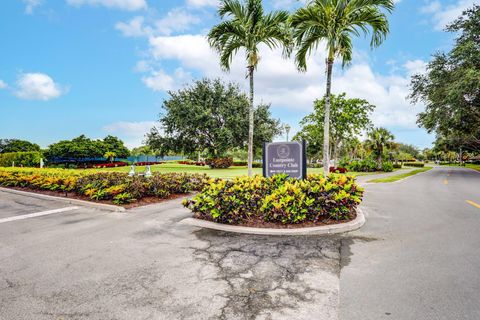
[396,143,420,159]
[293,93,375,163]
[410,5,480,152]
[103,151,116,163]
[131,146,156,156]
[0,139,40,153]
[103,135,130,158]
[146,79,281,158]
[365,127,395,169]
[45,135,129,163]
[291,0,394,175]
[208,0,291,176]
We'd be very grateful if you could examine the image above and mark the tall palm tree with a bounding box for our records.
[365,127,395,169]
[208,0,291,177]
[291,0,394,175]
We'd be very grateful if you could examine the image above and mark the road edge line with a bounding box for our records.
[0,206,80,224]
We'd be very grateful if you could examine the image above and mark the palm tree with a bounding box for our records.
[291,0,394,175]
[365,127,394,169]
[208,0,291,177]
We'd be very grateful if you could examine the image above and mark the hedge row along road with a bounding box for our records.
[0,166,479,319]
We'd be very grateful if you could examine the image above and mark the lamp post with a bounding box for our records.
[284,124,291,142]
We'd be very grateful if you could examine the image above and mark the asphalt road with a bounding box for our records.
[0,166,479,320]
[341,166,480,320]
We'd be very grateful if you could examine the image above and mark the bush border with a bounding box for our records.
[180,208,365,236]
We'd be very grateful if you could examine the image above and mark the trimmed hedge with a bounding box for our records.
[205,157,233,169]
[184,173,364,224]
[0,152,42,167]
[403,162,425,167]
[0,168,209,205]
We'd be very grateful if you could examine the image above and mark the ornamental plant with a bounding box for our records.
[184,173,363,225]
[0,168,209,205]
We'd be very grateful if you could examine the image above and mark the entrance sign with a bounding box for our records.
[263,141,306,179]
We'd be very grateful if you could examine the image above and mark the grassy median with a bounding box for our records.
[368,167,432,183]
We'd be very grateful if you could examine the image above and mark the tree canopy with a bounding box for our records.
[146,78,281,158]
[410,5,480,152]
[44,135,130,161]
[294,93,375,160]
[0,139,41,154]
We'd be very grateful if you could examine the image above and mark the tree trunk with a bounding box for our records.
[323,58,334,176]
[247,66,255,177]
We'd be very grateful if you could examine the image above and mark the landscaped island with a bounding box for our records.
[184,173,364,227]
[0,168,208,207]
[0,167,363,228]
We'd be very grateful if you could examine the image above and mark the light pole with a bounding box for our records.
[284,124,291,142]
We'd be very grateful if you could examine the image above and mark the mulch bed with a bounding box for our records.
[193,210,356,229]
[3,186,191,209]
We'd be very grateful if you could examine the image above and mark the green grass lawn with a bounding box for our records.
[440,163,480,172]
[94,163,372,179]
[368,167,432,183]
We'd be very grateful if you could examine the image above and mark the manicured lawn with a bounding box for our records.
[368,167,432,183]
[440,163,480,172]
[94,163,372,179]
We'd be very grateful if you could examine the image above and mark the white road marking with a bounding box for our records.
[0,206,80,224]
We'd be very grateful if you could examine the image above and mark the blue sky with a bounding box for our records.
[0,0,476,149]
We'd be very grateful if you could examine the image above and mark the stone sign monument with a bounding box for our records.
[263,141,306,179]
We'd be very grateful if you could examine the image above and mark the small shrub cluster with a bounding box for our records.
[184,173,363,225]
[392,163,402,169]
[91,161,129,168]
[346,159,378,172]
[403,162,425,167]
[329,167,348,173]
[135,161,165,166]
[177,160,206,166]
[0,152,42,168]
[205,157,233,169]
[232,161,247,166]
[0,168,209,205]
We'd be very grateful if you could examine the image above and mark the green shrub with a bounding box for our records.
[184,173,363,225]
[404,162,425,167]
[393,163,402,169]
[346,158,377,172]
[0,152,42,167]
[0,168,209,204]
[252,162,262,168]
[205,157,233,169]
[381,162,394,172]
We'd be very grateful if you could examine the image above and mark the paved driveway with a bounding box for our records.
[0,191,340,320]
[1,166,479,319]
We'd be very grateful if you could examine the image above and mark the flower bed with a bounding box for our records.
[183,173,363,226]
[92,161,129,168]
[0,168,208,205]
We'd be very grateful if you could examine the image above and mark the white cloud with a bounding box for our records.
[115,16,151,37]
[142,68,192,92]
[23,0,42,14]
[14,73,66,101]
[421,0,476,30]
[186,0,218,7]
[154,9,200,36]
[0,80,7,89]
[144,33,425,129]
[403,59,427,76]
[103,121,156,148]
[116,10,200,38]
[66,0,147,11]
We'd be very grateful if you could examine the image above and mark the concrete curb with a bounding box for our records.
[180,208,365,236]
[0,187,126,212]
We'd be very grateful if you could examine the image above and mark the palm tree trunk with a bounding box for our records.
[323,57,334,176]
[247,66,255,177]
